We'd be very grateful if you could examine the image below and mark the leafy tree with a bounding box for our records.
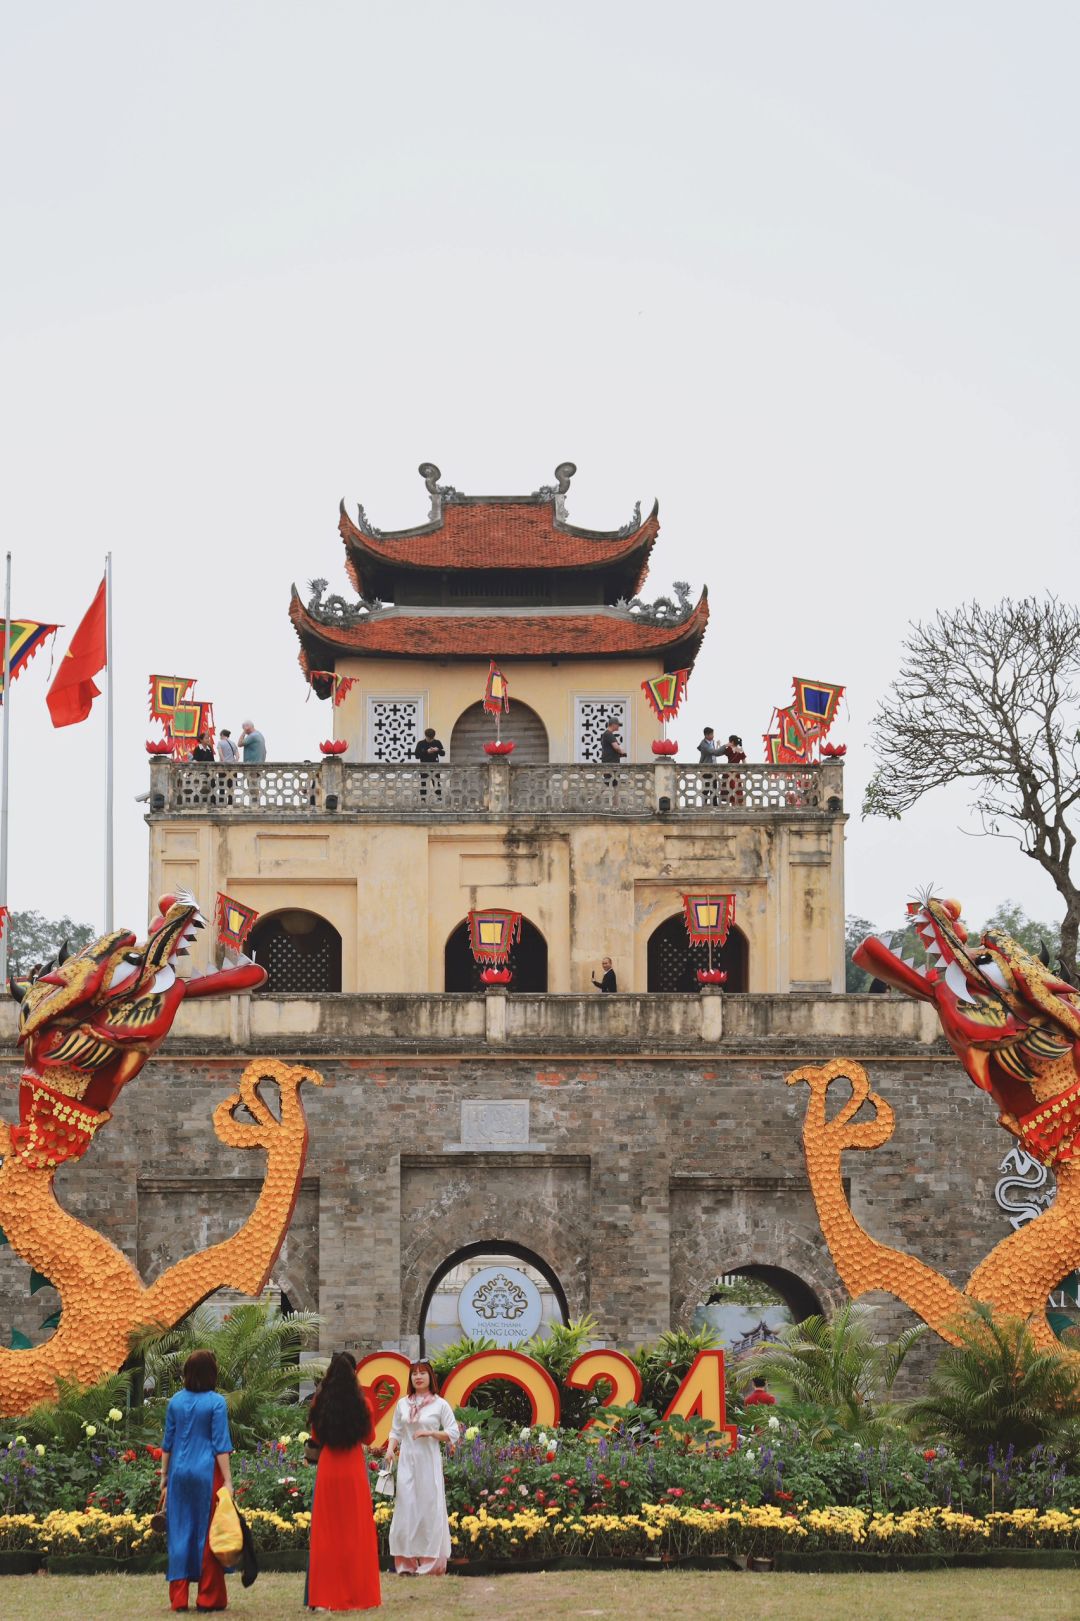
[863,596,1080,974]
[844,916,878,991]
[740,1303,924,1442]
[144,1301,324,1447]
[981,900,1061,963]
[6,910,95,976]
[910,1304,1080,1459]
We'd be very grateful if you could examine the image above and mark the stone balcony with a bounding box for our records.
[147,758,845,821]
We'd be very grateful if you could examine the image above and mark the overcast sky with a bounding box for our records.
[2,2,1077,941]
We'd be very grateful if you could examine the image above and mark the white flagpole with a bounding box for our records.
[0,554,11,985]
[104,553,114,931]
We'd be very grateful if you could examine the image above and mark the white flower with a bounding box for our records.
[108,1408,124,1423]
[519,1485,529,1496]
[537,1433,549,1450]
[519,1427,532,1442]
[35,1444,45,1457]
[84,1424,97,1438]
[767,1415,780,1431]
[464,1426,479,1441]
[547,1436,558,1453]
[744,1448,755,1462]
[297,1431,310,1443]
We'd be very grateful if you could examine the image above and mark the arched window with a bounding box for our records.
[690,1265,822,1354]
[646,914,748,992]
[419,1242,568,1356]
[249,909,342,994]
[450,700,549,764]
[444,915,548,992]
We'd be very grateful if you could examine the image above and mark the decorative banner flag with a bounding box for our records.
[467,908,522,964]
[775,705,812,763]
[309,670,358,707]
[0,906,7,942]
[46,578,107,728]
[215,893,259,954]
[483,660,510,715]
[171,700,215,760]
[762,733,783,764]
[641,668,690,722]
[0,622,60,702]
[149,674,196,724]
[682,892,737,947]
[792,677,845,733]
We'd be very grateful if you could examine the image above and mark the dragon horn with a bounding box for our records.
[1038,938,1051,967]
[9,977,25,1003]
[57,939,70,966]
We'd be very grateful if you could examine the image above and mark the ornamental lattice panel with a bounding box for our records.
[575,697,630,763]
[367,697,422,763]
[172,765,320,812]
[509,765,654,815]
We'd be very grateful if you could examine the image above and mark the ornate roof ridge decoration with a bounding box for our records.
[338,463,657,549]
[612,580,696,627]
[297,579,388,627]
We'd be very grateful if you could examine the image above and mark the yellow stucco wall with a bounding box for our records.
[148,809,845,994]
[329,657,673,762]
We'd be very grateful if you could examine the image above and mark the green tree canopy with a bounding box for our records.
[7,910,95,976]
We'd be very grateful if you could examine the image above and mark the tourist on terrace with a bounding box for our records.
[160,1349,234,1612]
[240,720,266,763]
[306,1350,381,1612]
[719,733,747,806]
[592,957,618,992]
[192,730,215,763]
[413,726,445,802]
[600,718,626,765]
[217,728,239,764]
[385,1360,460,1577]
[697,726,722,764]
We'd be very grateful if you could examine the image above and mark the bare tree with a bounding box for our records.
[863,596,1080,974]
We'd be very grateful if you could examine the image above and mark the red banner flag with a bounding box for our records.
[47,578,107,728]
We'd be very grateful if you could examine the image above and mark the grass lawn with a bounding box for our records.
[0,1569,1077,1621]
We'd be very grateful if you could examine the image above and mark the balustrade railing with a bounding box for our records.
[151,759,842,818]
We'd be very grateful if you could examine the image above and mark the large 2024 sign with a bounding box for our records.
[358,1348,737,1449]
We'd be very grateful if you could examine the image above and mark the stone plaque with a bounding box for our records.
[457,1100,531,1150]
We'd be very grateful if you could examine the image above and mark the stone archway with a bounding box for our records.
[647,913,749,991]
[249,909,342,993]
[450,700,549,764]
[418,1241,570,1355]
[444,915,548,992]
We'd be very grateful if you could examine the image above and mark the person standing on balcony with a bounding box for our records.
[718,733,746,806]
[217,728,239,764]
[414,726,445,802]
[600,718,625,764]
[592,957,617,992]
[697,726,723,806]
[240,721,266,764]
[191,731,215,763]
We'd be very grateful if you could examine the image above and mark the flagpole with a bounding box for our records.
[104,553,114,932]
[0,554,11,986]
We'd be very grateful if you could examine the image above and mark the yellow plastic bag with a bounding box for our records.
[208,1485,243,1567]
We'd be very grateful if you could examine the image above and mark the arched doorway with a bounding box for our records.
[419,1241,569,1355]
[690,1265,822,1354]
[646,914,748,991]
[249,909,342,993]
[450,700,549,764]
[444,915,548,991]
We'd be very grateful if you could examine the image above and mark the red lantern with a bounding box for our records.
[651,739,678,755]
[484,740,515,756]
[480,966,513,984]
[319,739,348,754]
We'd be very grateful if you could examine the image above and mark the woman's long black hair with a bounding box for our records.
[310,1351,373,1450]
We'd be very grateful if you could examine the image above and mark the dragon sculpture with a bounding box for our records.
[0,892,321,1414]
[788,894,1080,1352]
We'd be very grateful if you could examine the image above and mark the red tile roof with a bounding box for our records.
[339,500,658,592]
[290,591,708,674]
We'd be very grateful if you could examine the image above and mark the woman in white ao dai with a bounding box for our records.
[386,1361,460,1576]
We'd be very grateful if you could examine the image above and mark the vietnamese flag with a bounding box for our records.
[47,577,107,727]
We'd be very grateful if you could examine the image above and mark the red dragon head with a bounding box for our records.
[853,894,1080,1166]
[9,892,266,1169]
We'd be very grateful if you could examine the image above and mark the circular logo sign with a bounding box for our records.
[457,1265,544,1345]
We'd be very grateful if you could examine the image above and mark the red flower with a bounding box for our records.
[123,1449,137,1463]
[666,1487,685,1497]
[501,1475,514,1484]
[775,1490,794,1502]
[146,1446,163,1461]
[566,1478,576,1487]
[923,1449,937,1461]
[618,1480,630,1488]
[551,1473,561,1482]
[495,1487,508,1496]
[545,1451,557,1462]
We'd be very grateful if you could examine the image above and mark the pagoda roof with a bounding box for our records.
[339,463,658,595]
[290,589,709,675]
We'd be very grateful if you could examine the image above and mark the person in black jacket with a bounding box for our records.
[592,958,617,993]
[414,728,445,802]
